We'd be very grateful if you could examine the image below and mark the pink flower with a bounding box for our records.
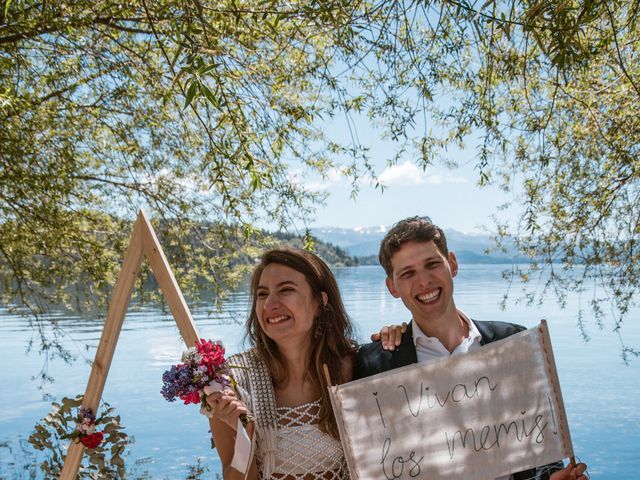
[76,420,96,435]
[180,390,201,405]
[195,339,215,355]
[80,432,104,449]
[196,339,226,374]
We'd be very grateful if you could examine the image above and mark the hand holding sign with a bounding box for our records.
[551,462,588,480]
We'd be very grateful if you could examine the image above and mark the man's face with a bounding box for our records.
[385,240,458,328]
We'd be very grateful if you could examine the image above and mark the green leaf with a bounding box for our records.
[184,81,199,109]
[199,83,220,108]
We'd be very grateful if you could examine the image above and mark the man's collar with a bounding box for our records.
[411,309,482,346]
[459,309,483,343]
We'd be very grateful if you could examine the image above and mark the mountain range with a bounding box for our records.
[310,226,528,264]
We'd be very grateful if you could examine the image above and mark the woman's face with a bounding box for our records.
[255,263,320,346]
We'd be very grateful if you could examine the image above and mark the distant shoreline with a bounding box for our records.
[352,253,533,266]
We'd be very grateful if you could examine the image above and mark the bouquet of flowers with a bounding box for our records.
[60,406,104,449]
[161,339,248,422]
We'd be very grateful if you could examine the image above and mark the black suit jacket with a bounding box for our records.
[354,320,562,480]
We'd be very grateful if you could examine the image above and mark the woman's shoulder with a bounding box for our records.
[226,349,262,404]
[227,348,264,380]
[227,348,273,390]
[227,348,255,362]
[228,347,258,365]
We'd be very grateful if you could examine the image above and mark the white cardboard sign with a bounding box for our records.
[329,321,573,479]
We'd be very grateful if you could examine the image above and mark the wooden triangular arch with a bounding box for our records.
[60,210,211,479]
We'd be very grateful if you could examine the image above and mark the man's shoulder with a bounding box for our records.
[473,319,527,344]
[354,326,416,379]
[354,340,394,379]
[357,339,388,357]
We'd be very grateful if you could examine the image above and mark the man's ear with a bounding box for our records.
[385,276,400,298]
[448,251,458,277]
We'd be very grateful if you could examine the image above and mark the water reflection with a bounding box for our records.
[1,265,638,478]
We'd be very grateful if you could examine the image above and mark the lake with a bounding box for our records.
[1,264,638,478]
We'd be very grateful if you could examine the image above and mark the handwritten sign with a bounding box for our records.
[329,321,573,479]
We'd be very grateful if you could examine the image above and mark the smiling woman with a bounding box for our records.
[204,247,357,480]
[255,264,324,345]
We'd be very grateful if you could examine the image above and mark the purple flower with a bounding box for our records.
[214,374,231,389]
[160,364,195,402]
[79,407,95,422]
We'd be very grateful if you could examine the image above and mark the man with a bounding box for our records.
[355,216,587,480]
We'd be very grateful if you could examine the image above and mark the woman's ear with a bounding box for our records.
[321,291,328,306]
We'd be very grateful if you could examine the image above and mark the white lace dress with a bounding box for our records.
[229,349,349,480]
[271,400,348,479]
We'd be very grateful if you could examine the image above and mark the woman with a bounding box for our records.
[206,246,399,479]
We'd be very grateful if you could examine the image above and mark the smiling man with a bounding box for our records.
[353,216,587,480]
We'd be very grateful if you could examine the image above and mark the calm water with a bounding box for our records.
[1,264,638,478]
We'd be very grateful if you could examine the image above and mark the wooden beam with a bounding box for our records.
[59,210,216,479]
[137,211,217,451]
[60,213,145,479]
[139,211,200,347]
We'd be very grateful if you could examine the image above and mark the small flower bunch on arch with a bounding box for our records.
[29,395,130,479]
[64,406,104,448]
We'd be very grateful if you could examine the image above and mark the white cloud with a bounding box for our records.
[291,162,468,192]
[379,162,425,186]
[292,167,359,192]
[378,161,468,187]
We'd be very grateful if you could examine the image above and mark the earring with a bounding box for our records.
[314,304,331,338]
[314,317,323,339]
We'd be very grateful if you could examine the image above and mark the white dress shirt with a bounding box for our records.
[411,309,513,480]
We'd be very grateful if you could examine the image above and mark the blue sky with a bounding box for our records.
[301,112,522,234]
[307,160,517,233]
